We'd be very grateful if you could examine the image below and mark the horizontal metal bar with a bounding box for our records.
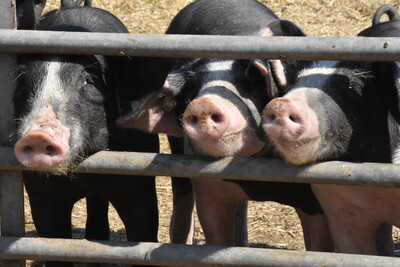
[0,237,398,266]
[1,147,400,187]
[1,29,400,61]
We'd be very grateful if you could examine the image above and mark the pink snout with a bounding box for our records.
[15,130,69,168]
[262,97,307,141]
[182,97,229,140]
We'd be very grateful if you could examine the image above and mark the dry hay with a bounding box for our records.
[23,0,400,263]
[44,0,400,36]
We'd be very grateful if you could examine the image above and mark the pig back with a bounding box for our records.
[166,0,278,35]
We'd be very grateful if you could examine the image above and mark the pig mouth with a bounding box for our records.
[188,127,266,158]
[187,130,243,157]
[270,135,321,165]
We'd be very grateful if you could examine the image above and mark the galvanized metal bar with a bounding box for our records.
[0,1,25,267]
[0,147,400,187]
[0,4,17,145]
[0,237,398,266]
[1,29,400,61]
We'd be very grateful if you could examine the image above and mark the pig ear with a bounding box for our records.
[115,68,189,135]
[373,61,400,124]
[116,90,183,135]
[259,19,306,37]
[259,20,306,90]
[246,59,278,99]
[61,0,88,8]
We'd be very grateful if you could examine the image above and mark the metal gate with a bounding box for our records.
[1,0,400,266]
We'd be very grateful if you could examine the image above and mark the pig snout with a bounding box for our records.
[182,96,265,157]
[15,106,70,168]
[262,96,321,165]
[15,131,69,167]
[262,97,307,141]
[183,97,229,140]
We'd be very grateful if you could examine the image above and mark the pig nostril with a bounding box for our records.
[23,146,33,154]
[264,114,276,124]
[187,115,198,126]
[46,146,57,156]
[289,115,296,122]
[211,114,222,123]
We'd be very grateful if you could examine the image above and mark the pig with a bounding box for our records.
[15,0,125,253]
[118,0,334,251]
[261,4,400,256]
[14,4,159,267]
[16,0,117,249]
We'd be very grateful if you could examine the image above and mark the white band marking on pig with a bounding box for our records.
[297,64,372,91]
[299,64,371,80]
[19,61,64,136]
[299,67,339,77]
[199,80,237,95]
[29,60,66,114]
[392,147,400,164]
[200,60,234,72]
[199,80,262,125]
[396,64,400,99]
[389,113,400,164]
[391,70,400,164]
[297,64,356,89]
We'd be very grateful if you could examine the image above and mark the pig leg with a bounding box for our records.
[168,136,195,244]
[24,174,75,239]
[192,178,249,246]
[170,178,195,244]
[295,209,334,252]
[325,216,380,255]
[85,195,110,241]
[234,201,249,246]
[108,176,158,242]
[312,184,393,255]
[376,223,394,256]
[24,174,77,267]
[27,190,74,239]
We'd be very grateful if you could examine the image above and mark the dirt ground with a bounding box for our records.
[23,0,400,264]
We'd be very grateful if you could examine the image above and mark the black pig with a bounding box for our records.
[14,5,159,267]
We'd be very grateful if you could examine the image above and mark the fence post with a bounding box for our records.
[0,1,25,267]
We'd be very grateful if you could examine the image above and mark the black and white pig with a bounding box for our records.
[118,0,334,251]
[14,4,159,267]
[261,4,400,256]
[16,1,116,247]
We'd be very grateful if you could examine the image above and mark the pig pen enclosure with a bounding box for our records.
[1,0,400,266]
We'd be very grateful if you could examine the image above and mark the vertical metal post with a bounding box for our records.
[0,1,25,267]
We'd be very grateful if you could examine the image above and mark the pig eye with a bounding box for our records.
[348,80,363,96]
[83,73,95,85]
[16,69,31,90]
[345,81,365,106]
[17,74,27,87]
